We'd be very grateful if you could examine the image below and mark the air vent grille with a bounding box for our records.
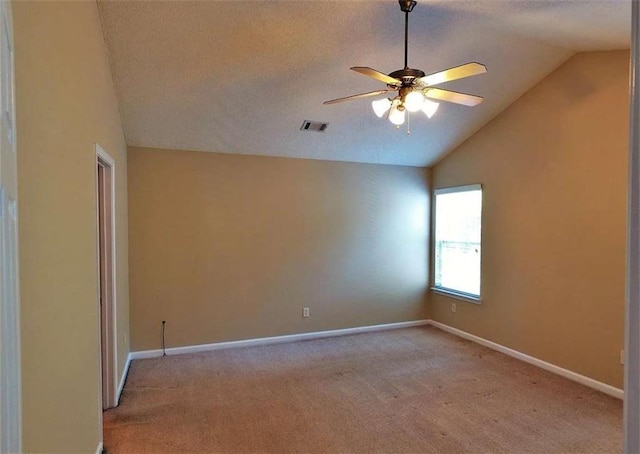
[300,120,329,132]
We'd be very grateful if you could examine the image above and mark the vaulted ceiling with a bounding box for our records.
[98,0,630,167]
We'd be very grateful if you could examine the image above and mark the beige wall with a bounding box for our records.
[430,50,629,388]
[128,147,429,351]
[14,1,129,452]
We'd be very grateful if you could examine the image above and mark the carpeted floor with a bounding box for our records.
[104,326,622,453]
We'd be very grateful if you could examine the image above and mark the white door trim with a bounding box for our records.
[0,1,20,452]
[95,143,118,414]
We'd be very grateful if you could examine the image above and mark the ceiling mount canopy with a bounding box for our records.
[324,0,487,130]
[398,0,417,13]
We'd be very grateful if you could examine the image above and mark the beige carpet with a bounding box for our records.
[104,326,622,453]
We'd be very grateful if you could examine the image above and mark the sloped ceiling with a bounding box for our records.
[98,0,630,167]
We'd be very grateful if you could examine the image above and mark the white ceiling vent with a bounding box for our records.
[300,120,329,132]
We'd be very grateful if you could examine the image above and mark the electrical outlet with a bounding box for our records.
[621,349,625,365]
[302,307,310,318]
[451,303,456,313]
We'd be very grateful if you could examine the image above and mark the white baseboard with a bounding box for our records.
[96,441,103,454]
[116,353,132,405]
[127,318,622,400]
[429,320,624,400]
[130,319,430,360]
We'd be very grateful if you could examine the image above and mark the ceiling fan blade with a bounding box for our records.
[417,62,487,87]
[323,90,390,105]
[424,87,483,107]
[351,67,402,86]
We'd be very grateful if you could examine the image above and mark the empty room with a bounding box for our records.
[3,0,640,453]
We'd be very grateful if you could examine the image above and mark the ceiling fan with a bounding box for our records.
[324,0,487,127]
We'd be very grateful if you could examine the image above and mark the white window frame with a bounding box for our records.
[431,184,482,304]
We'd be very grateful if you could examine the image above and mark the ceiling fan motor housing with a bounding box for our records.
[388,68,426,87]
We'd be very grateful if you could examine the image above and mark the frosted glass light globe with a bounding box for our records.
[371,98,392,118]
[388,103,406,125]
[421,99,439,118]
[404,90,425,112]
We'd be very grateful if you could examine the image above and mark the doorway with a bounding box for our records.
[96,145,116,410]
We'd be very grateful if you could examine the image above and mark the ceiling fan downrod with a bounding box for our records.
[389,0,424,83]
[399,0,417,70]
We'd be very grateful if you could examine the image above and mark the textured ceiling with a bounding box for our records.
[98,0,630,167]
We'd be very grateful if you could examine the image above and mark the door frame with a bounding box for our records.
[0,1,20,452]
[95,143,118,412]
[626,2,640,451]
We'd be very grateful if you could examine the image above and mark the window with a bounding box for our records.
[433,184,482,300]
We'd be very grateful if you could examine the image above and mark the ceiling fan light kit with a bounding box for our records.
[372,98,393,118]
[421,99,439,118]
[324,0,487,130]
[388,99,406,126]
[404,90,426,112]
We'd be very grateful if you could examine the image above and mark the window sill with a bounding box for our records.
[430,287,481,304]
